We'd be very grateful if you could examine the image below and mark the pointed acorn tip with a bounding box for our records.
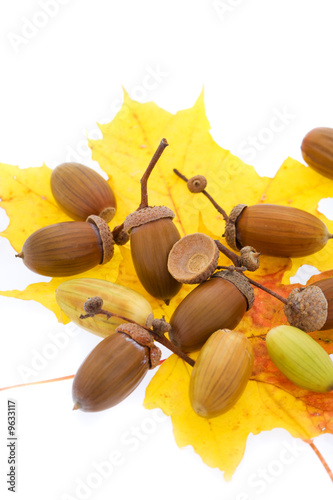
[15,252,23,259]
[73,402,81,411]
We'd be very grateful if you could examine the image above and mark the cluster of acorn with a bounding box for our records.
[16,128,333,418]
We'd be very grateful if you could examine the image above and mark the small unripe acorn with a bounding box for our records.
[72,323,161,412]
[239,246,260,271]
[169,269,254,352]
[285,277,333,332]
[266,325,333,393]
[225,204,332,257]
[55,278,153,337]
[16,215,114,277]
[51,162,117,222]
[301,127,333,179]
[189,329,254,418]
[187,175,207,193]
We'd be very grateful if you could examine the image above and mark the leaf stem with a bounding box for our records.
[308,440,333,483]
[173,168,229,222]
[139,138,169,210]
[0,374,75,392]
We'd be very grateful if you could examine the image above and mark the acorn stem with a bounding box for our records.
[173,168,229,223]
[138,138,169,210]
[217,265,247,272]
[80,300,195,367]
[245,276,288,305]
[214,240,240,266]
[214,241,288,305]
[112,223,124,238]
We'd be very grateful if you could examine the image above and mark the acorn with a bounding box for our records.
[72,323,161,412]
[173,169,332,258]
[51,162,117,222]
[189,329,254,418]
[55,278,153,337]
[225,204,332,257]
[123,139,182,304]
[169,269,254,352]
[301,127,333,179]
[16,215,114,277]
[284,277,333,332]
[167,233,219,284]
[266,325,333,393]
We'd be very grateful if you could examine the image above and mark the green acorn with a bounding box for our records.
[266,325,333,393]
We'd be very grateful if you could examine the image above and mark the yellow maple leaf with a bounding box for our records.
[1,90,333,480]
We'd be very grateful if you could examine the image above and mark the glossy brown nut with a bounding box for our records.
[51,162,117,222]
[16,218,113,277]
[72,332,150,412]
[226,204,331,257]
[301,127,333,179]
[130,218,182,304]
[169,275,248,353]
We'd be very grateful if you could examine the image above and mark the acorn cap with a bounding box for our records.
[284,286,328,332]
[167,233,219,284]
[224,204,247,250]
[99,207,116,223]
[115,323,161,369]
[212,269,255,309]
[123,206,175,233]
[187,175,207,193]
[86,215,114,264]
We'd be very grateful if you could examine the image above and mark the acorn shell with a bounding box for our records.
[190,329,254,418]
[51,162,116,222]
[301,127,333,179]
[17,218,113,277]
[225,204,331,257]
[169,272,250,352]
[55,278,153,337]
[72,331,150,412]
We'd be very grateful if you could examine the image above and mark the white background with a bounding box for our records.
[1,1,333,499]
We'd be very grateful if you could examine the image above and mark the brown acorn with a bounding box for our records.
[51,162,117,222]
[225,204,332,257]
[123,139,182,304]
[72,323,161,412]
[169,269,254,352]
[189,329,254,418]
[285,277,333,332]
[124,207,182,304]
[16,215,114,277]
[301,127,333,179]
